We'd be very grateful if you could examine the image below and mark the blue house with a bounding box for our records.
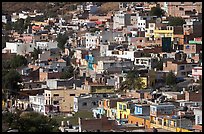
[92,107,106,118]
[134,104,150,116]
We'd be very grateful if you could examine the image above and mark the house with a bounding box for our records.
[46,78,75,89]
[184,90,202,102]
[163,2,202,17]
[78,116,118,132]
[99,97,132,120]
[134,57,158,70]
[126,90,153,100]
[134,104,150,116]
[128,115,151,128]
[44,88,90,114]
[84,83,115,94]
[106,49,138,62]
[84,32,100,49]
[97,58,133,73]
[29,94,45,114]
[162,92,185,101]
[116,101,136,120]
[38,49,61,62]
[4,42,35,55]
[192,66,202,82]
[39,68,62,81]
[35,41,58,50]
[73,94,103,112]
[183,42,202,57]
[113,11,131,29]
[163,60,199,77]
[150,103,175,124]
[145,22,174,41]
[92,107,106,118]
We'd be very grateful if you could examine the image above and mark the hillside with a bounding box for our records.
[2,2,119,15]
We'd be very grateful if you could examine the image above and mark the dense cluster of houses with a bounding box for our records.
[2,2,202,132]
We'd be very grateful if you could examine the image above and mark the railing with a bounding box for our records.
[150,123,193,132]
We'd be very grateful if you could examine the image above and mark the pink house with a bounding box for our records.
[192,66,202,82]
[18,34,33,43]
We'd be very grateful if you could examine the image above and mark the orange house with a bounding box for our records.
[128,114,151,128]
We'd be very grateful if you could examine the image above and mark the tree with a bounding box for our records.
[56,33,68,51]
[2,111,59,132]
[2,69,22,97]
[168,17,186,26]
[119,70,145,92]
[155,60,163,71]
[148,69,156,88]
[10,55,28,69]
[150,6,165,18]
[13,18,25,34]
[31,47,42,61]
[165,71,177,86]
[5,21,13,31]
[60,66,74,79]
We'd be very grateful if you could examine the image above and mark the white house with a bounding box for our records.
[137,16,146,31]
[192,66,202,82]
[134,57,158,70]
[85,32,100,49]
[2,15,7,24]
[35,41,58,50]
[106,50,136,61]
[73,94,103,112]
[97,59,133,74]
[4,42,35,55]
[29,94,45,114]
[113,11,131,29]
[194,108,202,125]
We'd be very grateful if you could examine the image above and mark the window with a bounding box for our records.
[46,100,47,105]
[181,72,186,75]
[82,102,87,106]
[123,105,127,111]
[92,101,96,106]
[53,101,59,105]
[136,59,139,64]
[197,116,200,124]
[186,45,190,49]
[53,94,59,96]
[150,30,153,33]
[70,94,75,96]
[179,7,184,11]
[119,104,122,110]
[180,66,185,70]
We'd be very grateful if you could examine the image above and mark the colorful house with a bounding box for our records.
[116,101,135,120]
[92,107,106,118]
[154,28,174,41]
[134,104,150,116]
[99,97,132,120]
[128,115,151,128]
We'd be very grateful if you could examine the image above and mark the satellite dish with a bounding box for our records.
[156,18,161,23]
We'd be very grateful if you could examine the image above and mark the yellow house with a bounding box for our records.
[116,101,135,120]
[154,26,174,41]
[145,23,174,41]
[150,116,193,132]
[31,21,49,26]
[140,77,148,89]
